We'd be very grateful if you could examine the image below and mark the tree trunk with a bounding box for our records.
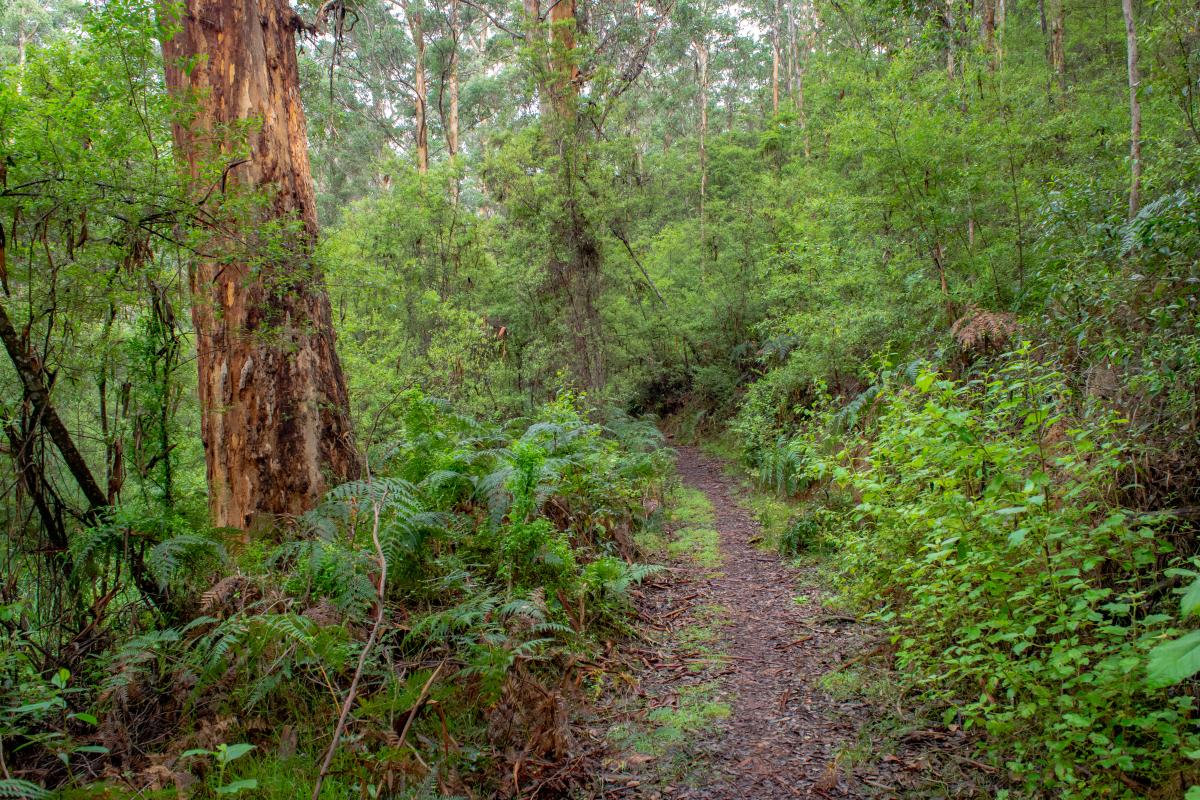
[523,0,550,119]
[0,301,107,513]
[548,0,578,122]
[1048,0,1065,94]
[405,2,430,173]
[981,0,996,65]
[16,23,36,93]
[545,0,602,392]
[160,0,359,532]
[786,5,796,99]
[945,0,956,78]
[447,0,461,157]
[796,0,812,157]
[771,0,781,114]
[1122,0,1141,218]
[694,36,709,234]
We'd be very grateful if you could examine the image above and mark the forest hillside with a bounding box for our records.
[0,0,1198,796]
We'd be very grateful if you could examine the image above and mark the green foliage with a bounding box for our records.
[1148,570,1200,686]
[180,742,258,796]
[56,390,669,794]
[801,353,1198,795]
[4,0,1200,792]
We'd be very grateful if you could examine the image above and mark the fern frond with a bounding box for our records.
[0,779,49,799]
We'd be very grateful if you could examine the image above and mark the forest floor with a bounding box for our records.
[589,444,996,799]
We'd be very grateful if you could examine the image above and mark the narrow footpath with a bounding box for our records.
[601,445,869,798]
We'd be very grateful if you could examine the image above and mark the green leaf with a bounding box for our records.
[70,712,99,726]
[215,743,255,764]
[1181,576,1200,617]
[7,702,50,715]
[180,748,212,760]
[215,779,258,794]
[1148,630,1200,686]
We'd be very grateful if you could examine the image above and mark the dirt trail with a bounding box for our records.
[603,446,868,799]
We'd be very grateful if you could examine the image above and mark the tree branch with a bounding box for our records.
[0,300,107,512]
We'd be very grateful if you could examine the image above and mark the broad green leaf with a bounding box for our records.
[180,749,212,760]
[1148,630,1200,685]
[1181,576,1200,617]
[215,779,259,794]
[216,743,255,764]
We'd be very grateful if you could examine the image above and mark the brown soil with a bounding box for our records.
[584,444,997,800]
[592,445,869,799]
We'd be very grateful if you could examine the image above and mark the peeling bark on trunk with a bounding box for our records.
[160,0,360,531]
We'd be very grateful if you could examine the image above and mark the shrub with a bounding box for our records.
[821,351,1197,795]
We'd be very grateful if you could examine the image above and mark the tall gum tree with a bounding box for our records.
[544,0,605,392]
[160,0,360,531]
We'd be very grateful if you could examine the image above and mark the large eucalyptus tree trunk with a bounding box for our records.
[161,0,359,531]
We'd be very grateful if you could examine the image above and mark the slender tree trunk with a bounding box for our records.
[523,0,551,119]
[16,24,35,93]
[771,0,781,114]
[160,0,359,531]
[995,0,1005,64]
[694,36,709,235]
[981,0,996,66]
[945,0,956,78]
[0,301,108,513]
[448,0,461,157]
[548,0,578,121]
[1048,0,1065,94]
[405,2,429,173]
[1122,0,1142,218]
[796,0,812,157]
[544,0,602,392]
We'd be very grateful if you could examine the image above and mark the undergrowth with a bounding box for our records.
[736,347,1200,797]
[0,392,672,797]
